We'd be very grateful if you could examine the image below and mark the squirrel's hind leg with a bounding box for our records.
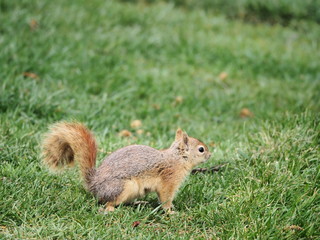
[100,202,116,214]
[105,202,116,212]
[103,179,140,212]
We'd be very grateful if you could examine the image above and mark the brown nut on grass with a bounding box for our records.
[119,130,132,137]
[240,108,254,118]
[130,120,142,129]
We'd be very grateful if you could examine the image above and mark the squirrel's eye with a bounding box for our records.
[198,146,204,153]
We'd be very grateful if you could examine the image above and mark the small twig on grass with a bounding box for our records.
[191,163,228,174]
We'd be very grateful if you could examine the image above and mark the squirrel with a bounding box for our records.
[41,122,211,213]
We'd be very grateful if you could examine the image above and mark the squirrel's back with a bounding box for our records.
[97,145,166,179]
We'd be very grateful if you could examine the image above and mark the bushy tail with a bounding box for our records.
[41,121,97,186]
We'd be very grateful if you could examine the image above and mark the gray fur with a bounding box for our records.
[88,145,168,203]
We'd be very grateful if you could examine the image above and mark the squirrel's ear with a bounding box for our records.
[175,128,183,141]
[175,128,189,147]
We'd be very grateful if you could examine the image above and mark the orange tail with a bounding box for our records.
[41,121,97,185]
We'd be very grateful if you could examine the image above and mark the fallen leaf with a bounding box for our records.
[132,221,141,228]
[29,19,38,31]
[136,129,144,135]
[240,108,254,118]
[130,120,142,129]
[0,226,7,231]
[209,142,216,147]
[118,130,132,137]
[23,72,39,80]
[152,104,160,110]
[174,96,183,104]
[219,72,228,81]
[284,225,304,231]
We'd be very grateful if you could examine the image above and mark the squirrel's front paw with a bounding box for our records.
[163,203,176,215]
[166,208,176,215]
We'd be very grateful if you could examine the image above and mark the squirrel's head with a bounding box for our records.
[171,128,211,166]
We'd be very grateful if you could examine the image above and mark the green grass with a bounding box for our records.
[0,0,319,239]
[124,0,320,24]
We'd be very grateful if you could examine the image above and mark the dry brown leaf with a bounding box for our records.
[29,19,38,31]
[174,96,184,104]
[30,19,38,27]
[284,225,304,231]
[219,72,228,81]
[130,120,142,129]
[240,108,254,118]
[118,130,132,137]
[152,104,160,110]
[23,72,39,80]
[132,221,141,228]
[0,226,7,230]
[136,129,144,135]
[209,142,216,147]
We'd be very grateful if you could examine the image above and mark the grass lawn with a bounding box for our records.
[0,0,319,239]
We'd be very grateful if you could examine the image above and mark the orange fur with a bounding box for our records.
[41,122,97,185]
